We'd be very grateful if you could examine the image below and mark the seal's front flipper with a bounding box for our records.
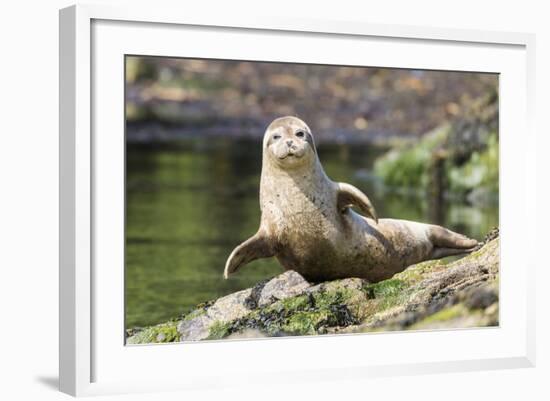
[224,231,275,279]
[337,182,378,223]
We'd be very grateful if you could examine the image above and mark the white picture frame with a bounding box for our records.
[59,3,536,397]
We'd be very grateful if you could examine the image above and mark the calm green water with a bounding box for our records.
[125,138,498,328]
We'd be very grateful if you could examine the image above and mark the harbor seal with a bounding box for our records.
[224,116,478,282]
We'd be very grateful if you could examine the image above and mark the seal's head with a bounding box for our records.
[263,116,317,169]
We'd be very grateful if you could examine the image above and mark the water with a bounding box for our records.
[125,138,498,328]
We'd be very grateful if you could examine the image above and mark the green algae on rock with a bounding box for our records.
[126,234,499,344]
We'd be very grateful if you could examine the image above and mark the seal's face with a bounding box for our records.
[263,116,316,169]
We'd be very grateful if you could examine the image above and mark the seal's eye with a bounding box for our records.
[295,131,305,138]
[272,134,281,141]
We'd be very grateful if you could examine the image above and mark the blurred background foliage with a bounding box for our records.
[125,56,498,328]
[126,57,497,144]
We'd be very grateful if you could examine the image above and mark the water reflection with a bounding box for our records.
[125,138,498,327]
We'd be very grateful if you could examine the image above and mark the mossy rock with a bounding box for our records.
[126,321,180,344]
[126,235,499,344]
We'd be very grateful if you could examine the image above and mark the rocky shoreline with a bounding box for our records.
[126,232,499,344]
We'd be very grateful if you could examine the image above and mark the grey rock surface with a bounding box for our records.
[178,270,312,341]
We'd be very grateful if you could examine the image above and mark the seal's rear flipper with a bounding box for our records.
[224,231,275,279]
[430,246,478,259]
[337,182,378,223]
[428,225,480,259]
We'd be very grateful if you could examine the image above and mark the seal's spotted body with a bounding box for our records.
[224,116,478,282]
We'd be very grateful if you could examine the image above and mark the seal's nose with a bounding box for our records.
[286,140,293,147]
